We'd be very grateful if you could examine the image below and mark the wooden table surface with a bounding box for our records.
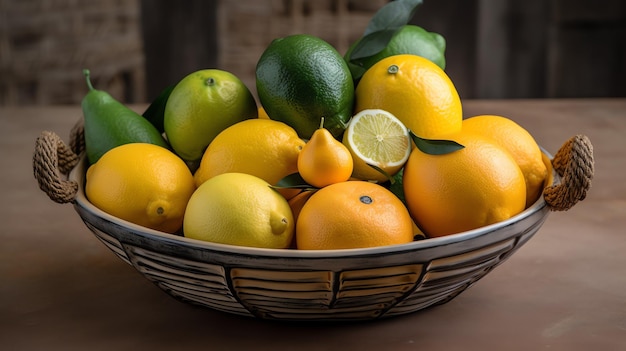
[1,99,625,350]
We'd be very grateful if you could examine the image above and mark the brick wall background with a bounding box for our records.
[1,0,624,105]
[0,0,145,105]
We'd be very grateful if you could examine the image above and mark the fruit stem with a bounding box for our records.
[319,116,325,129]
[83,69,94,91]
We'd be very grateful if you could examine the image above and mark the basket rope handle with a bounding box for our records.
[33,121,594,210]
[32,119,85,204]
[544,134,594,211]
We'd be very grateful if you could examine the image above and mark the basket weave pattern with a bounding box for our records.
[74,158,548,322]
[32,120,593,322]
[30,125,597,321]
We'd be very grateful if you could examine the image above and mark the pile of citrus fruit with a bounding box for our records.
[81,1,548,250]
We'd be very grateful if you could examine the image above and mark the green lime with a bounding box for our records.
[256,34,354,140]
[345,25,446,81]
[164,69,257,162]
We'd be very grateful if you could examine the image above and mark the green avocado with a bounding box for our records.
[81,69,169,164]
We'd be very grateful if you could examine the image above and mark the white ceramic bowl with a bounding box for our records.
[70,155,556,321]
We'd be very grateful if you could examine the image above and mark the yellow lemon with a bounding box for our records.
[342,109,411,182]
[184,173,294,248]
[258,106,270,119]
[193,119,305,199]
[355,54,462,139]
[85,143,195,233]
[345,24,447,80]
[462,115,548,207]
[403,131,526,237]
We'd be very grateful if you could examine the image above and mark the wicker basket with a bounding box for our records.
[32,127,593,321]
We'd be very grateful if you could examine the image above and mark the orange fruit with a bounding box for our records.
[462,115,548,207]
[193,119,305,200]
[288,190,315,226]
[355,54,462,139]
[403,131,527,237]
[297,123,353,188]
[86,143,196,233]
[287,190,315,249]
[296,181,414,250]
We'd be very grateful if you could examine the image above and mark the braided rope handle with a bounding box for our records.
[33,121,594,211]
[544,134,594,211]
[32,119,85,204]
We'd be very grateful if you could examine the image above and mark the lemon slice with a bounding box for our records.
[342,109,411,182]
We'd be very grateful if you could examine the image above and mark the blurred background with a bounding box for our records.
[1,0,625,106]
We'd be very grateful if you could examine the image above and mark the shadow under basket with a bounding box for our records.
[34,127,593,322]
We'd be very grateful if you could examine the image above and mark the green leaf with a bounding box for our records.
[350,29,397,62]
[350,65,368,82]
[366,163,394,183]
[270,173,317,191]
[409,130,465,155]
[142,85,174,134]
[387,168,406,205]
[350,0,423,61]
[363,0,423,36]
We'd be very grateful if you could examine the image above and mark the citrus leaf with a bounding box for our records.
[366,163,394,184]
[350,0,423,61]
[270,172,317,190]
[387,168,406,205]
[350,29,398,61]
[409,130,465,155]
[363,0,423,36]
[350,65,368,81]
[142,85,174,134]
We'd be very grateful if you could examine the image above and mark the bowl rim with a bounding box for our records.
[70,149,555,259]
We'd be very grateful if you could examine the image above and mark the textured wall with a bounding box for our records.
[0,0,145,105]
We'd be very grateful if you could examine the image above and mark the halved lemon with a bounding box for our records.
[342,109,411,182]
